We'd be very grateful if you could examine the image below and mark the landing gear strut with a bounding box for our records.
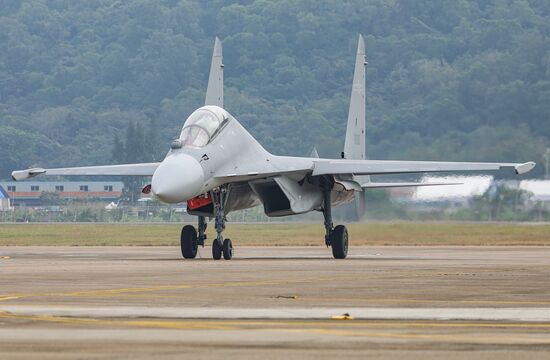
[212,186,233,260]
[321,176,348,259]
[198,215,207,246]
[180,187,234,260]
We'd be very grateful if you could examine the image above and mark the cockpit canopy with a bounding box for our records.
[178,106,229,148]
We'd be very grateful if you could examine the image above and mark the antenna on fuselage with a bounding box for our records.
[205,37,224,108]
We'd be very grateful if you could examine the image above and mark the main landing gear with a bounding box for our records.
[180,186,233,260]
[321,176,348,259]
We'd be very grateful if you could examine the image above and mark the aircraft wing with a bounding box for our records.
[214,157,535,185]
[312,159,536,176]
[11,163,160,181]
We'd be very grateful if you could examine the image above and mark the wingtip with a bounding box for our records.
[11,167,46,181]
[11,170,26,181]
[515,161,536,175]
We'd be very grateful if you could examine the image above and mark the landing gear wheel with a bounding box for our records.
[212,239,223,260]
[331,225,348,259]
[223,238,233,260]
[181,225,198,259]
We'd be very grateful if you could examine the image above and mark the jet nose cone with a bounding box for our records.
[152,153,204,203]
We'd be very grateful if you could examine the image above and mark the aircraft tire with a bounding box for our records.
[331,225,348,259]
[181,225,198,259]
[222,238,233,260]
[212,239,223,260]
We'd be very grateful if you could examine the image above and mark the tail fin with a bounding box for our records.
[344,35,367,221]
[343,34,366,160]
[205,37,224,107]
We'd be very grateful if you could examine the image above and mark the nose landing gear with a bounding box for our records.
[212,186,232,260]
[180,186,234,260]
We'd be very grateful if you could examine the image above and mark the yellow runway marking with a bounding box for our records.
[0,311,237,331]
[0,270,456,303]
[165,320,550,329]
[0,268,540,304]
[0,275,353,302]
[3,311,550,329]
[293,327,550,345]
[0,297,21,302]
[0,256,10,259]
[295,296,550,306]
[1,311,550,345]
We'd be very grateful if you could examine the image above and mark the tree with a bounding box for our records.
[0,0,549,181]
[111,118,161,203]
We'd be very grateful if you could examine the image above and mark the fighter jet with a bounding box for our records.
[12,36,536,260]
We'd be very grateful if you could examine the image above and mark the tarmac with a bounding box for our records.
[1,246,550,359]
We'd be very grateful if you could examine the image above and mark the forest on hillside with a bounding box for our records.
[0,0,549,179]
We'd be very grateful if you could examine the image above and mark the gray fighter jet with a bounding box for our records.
[12,36,536,259]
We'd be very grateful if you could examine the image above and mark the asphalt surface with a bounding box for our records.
[1,246,550,359]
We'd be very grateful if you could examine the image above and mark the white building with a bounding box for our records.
[0,185,11,211]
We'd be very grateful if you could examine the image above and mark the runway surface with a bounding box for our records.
[1,246,550,359]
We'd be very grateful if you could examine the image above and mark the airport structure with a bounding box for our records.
[0,181,123,205]
[409,177,550,205]
[0,185,11,211]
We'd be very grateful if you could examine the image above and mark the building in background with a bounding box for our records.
[391,176,550,209]
[0,182,124,206]
[0,185,11,211]
[412,176,493,204]
[519,180,550,205]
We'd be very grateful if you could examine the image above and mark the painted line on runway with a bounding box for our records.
[4,309,550,329]
[4,310,550,329]
[3,306,550,322]
[292,296,550,306]
[0,311,238,331]
[292,327,550,345]
[0,269,467,303]
[0,270,437,302]
[0,267,525,304]
[0,275,354,302]
[1,311,550,345]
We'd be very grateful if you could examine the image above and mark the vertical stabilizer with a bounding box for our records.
[205,37,223,107]
[343,34,366,160]
[344,35,367,221]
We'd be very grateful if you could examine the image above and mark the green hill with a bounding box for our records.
[1,0,548,178]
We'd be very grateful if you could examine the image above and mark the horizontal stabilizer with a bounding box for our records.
[362,182,462,189]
